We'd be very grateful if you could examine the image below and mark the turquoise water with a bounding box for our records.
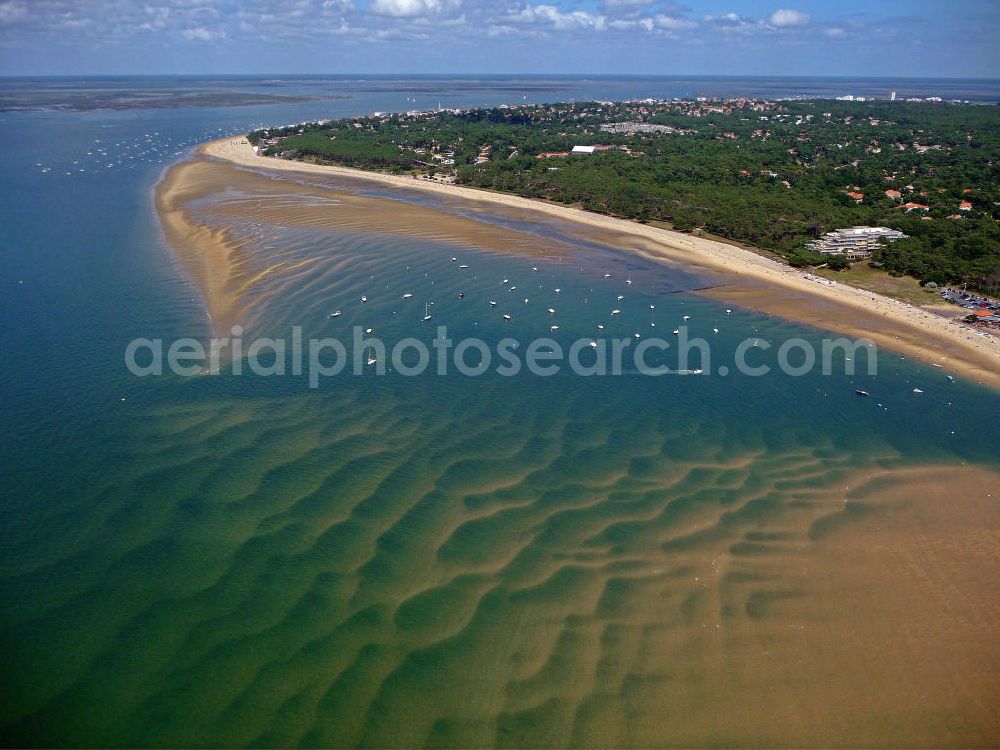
[1,78,998,747]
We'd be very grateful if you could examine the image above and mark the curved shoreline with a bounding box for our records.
[190,136,1000,390]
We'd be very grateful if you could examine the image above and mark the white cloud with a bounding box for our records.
[704,12,757,31]
[823,27,846,38]
[0,1,27,23]
[369,0,456,17]
[769,8,809,27]
[486,23,518,36]
[508,4,606,30]
[181,25,225,41]
[654,13,696,31]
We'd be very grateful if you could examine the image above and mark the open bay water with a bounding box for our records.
[1,77,999,746]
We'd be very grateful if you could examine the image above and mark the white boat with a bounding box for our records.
[330,311,342,318]
[554,288,561,293]
[503,314,511,321]
[913,388,923,393]
[589,340,598,348]
[550,325,559,331]
[683,315,690,321]
[611,309,621,315]
[402,293,413,299]
[597,324,604,330]
[361,296,368,303]
[366,347,377,366]
[673,329,679,335]
[603,273,612,279]
[459,265,468,269]
[626,273,632,285]
[501,278,509,284]
[489,300,497,307]
[423,302,432,322]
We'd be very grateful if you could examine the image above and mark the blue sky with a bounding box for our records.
[0,0,997,77]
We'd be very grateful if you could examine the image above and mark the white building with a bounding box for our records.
[806,226,908,261]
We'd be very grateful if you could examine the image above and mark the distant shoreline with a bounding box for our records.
[189,136,1000,390]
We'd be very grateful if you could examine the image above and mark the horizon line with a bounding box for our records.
[2,73,1000,82]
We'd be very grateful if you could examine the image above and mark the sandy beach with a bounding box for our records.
[196,136,1000,389]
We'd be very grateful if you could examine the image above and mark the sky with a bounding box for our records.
[0,0,998,77]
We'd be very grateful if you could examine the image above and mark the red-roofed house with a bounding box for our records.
[901,202,930,212]
[959,200,973,211]
[885,189,902,201]
[846,191,864,204]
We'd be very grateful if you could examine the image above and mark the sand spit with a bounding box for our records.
[193,137,1000,390]
[155,158,295,333]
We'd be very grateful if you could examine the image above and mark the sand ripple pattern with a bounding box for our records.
[1,382,997,746]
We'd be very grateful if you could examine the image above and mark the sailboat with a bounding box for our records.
[423,302,432,322]
[366,347,377,366]
[626,273,632,285]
